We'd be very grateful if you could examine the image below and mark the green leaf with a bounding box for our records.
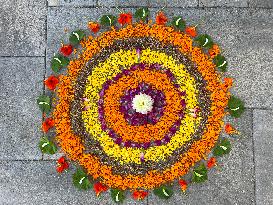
[192,163,208,183]
[51,54,70,73]
[100,15,117,27]
[69,30,86,46]
[228,96,245,118]
[110,189,125,204]
[39,137,57,154]
[134,8,150,21]
[214,54,228,72]
[37,95,51,114]
[213,138,231,157]
[73,169,92,190]
[171,16,186,31]
[195,34,213,48]
[153,185,173,199]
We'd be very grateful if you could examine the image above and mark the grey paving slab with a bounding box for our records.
[0,57,44,160]
[0,160,147,205]
[149,0,198,7]
[0,0,46,56]
[199,0,248,7]
[48,0,61,6]
[253,109,273,205]
[249,0,273,8]
[148,110,254,205]
[48,0,97,6]
[98,0,149,7]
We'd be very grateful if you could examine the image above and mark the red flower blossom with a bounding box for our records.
[93,182,108,197]
[209,44,220,58]
[42,118,55,133]
[185,26,197,38]
[207,157,217,169]
[156,11,168,25]
[178,179,187,192]
[88,22,100,33]
[223,78,233,89]
[56,156,69,173]
[60,44,73,56]
[118,13,132,26]
[224,123,239,135]
[132,190,148,200]
[44,75,59,91]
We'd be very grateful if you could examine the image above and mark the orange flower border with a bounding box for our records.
[53,22,231,190]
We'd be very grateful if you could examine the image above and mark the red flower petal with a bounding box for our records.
[178,179,187,192]
[57,156,66,164]
[42,118,55,133]
[44,76,59,91]
[60,44,73,56]
[185,26,197,38]
[132,190,148,200]
[62,161,69,170]
[94,182,108,197]
[118,13,132,26]
[207,157,217,169]
[88,22,100,33]
[56,166,65,173]
[156,11,168,25]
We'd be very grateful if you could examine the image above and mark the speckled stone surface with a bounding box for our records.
[148,110,255,205]
[199,0,248,7]
[98,0,149,7]
[0,161,148,205]
[253,110,273,205]
[48,0,60,6]
[149,0,198,7]
[60,0,96,6]
[0,0,46,56]
[249,0,273,8]
[0,57,44,160]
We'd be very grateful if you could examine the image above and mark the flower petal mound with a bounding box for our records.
[37,7,245,203]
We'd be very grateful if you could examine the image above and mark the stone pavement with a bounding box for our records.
[0,0,273,204]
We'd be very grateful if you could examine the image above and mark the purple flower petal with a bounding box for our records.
[154,140,162,146]
[115,137,122,145]
[143,142,150,149]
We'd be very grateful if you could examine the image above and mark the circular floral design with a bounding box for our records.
[38,8,245,203]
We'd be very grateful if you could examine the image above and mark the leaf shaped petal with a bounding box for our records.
[39,137,57,154]
[37,95,51,114]
[192,163,208,183]
[111,189,125,204]
[73,169,92,190]
[195,34,213,48]
[213,138,232,156]
[153,185,173,199]
[100,15,117,27]
[171,16,186,31]
[134,8,150,21]
[228,96,245,118]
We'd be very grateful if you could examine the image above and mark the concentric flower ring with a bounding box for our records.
[53,23,230,190]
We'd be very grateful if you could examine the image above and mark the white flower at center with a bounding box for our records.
[132,93,154,114]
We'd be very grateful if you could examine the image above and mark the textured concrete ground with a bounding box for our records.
[0,0,273,204]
